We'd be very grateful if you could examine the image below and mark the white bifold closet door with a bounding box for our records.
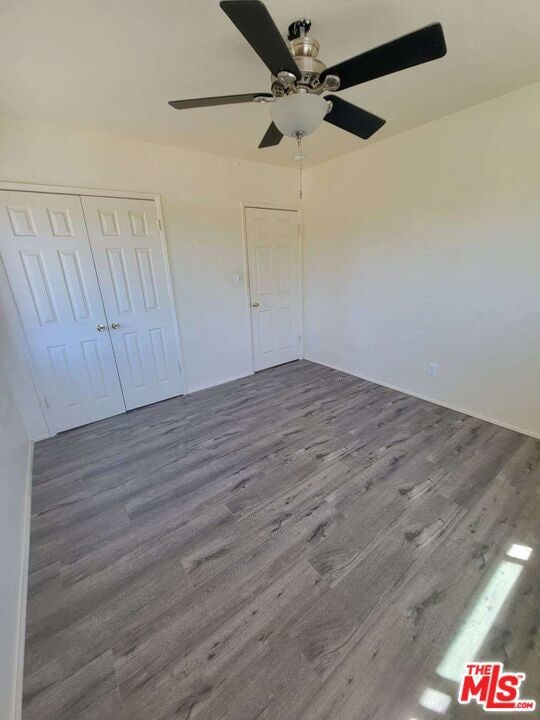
[81,197,183,411]
[0,191,183,434]
[0,190,125,431]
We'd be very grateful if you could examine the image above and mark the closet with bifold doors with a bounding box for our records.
[0,189,183,433]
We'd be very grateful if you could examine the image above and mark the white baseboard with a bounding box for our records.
[30,433,53,442]
[305,356,540,441]
[186,370,254,395]
[13,441,33,720]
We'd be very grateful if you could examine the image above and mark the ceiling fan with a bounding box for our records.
[169,0,447,149]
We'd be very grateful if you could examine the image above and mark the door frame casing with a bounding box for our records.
[241,201,304,375]
[0,181,186,436]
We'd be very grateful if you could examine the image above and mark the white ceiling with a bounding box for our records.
[2,0,540,168]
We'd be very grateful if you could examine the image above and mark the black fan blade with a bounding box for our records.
[324,95,385,140]
[321,23,447,90]
[220,0,300,79]
[258,122,283,148]
[169,92,272,110]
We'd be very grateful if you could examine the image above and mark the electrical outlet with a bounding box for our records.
[427,362,438,377]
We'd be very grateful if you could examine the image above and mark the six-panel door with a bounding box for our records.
[245,207,301,371]
[81,197,183,410]
[0,191,126,432]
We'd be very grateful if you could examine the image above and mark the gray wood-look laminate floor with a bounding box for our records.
[24,361,539,720]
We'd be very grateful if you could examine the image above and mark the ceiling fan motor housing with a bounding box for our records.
[288,27,326,90]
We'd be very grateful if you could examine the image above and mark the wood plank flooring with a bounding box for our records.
[24,361,540,719]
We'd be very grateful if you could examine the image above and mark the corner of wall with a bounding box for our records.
[12,440,33,720]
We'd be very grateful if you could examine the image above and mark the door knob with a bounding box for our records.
[111,322,120,329]
[96,323,106,332]
[251,302,260,308]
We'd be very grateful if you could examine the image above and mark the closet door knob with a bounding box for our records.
[251,302,260,308]
[96,323,106,332]
[111,322,120,329]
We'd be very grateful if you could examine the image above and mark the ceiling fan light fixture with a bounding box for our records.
[270,93,328,137]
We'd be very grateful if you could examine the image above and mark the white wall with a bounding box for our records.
[0,117,298,424]
[304,82,540,438]
[0,355,32,720]
[0,261,51,440]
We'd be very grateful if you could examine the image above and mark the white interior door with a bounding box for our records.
[81,197,183,410]
[245,207,301,371]
[0,191,125,432]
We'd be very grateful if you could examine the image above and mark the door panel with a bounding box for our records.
[81,197,183,410]
[0,191,125,432]
[245,207,301,371]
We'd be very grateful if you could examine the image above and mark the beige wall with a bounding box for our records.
[304,82,540,438]
[0,356,31,720]
[0,117,298,410]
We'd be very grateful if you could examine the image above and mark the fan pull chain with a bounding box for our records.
[299,152,303,200]
[295,132,305,200]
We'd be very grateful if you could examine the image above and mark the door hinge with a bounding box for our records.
[297,224,301,235]
[178,360,183,375]
[158,218,163,231]
[43,397,50,409]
